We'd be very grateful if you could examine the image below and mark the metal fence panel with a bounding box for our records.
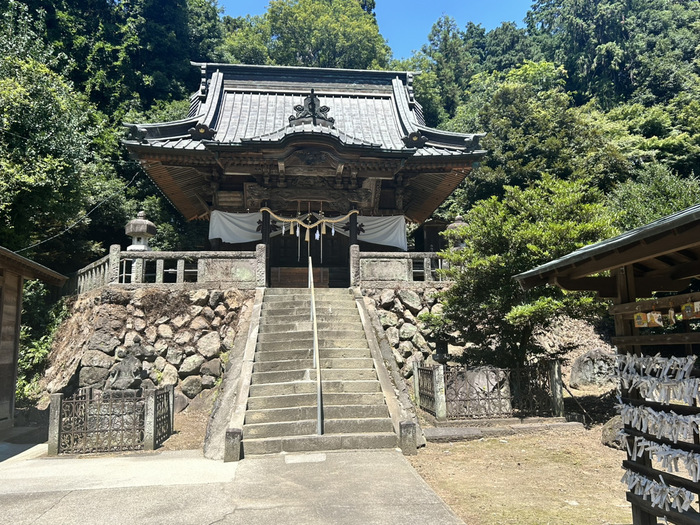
[154,388,172,448]
[418,365,438,416]
[445,366,513,419]
[59,389,145,454]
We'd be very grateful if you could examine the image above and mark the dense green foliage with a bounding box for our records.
[3,0,700,371]
[437,176,616,366]
[220,0,390,69]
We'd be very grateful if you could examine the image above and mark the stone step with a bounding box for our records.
[255,338,368,352]
[242,432,398,456]
[244,404,389,424]
[259,314,360,327]
[265,288,351,297]
[248,379,382,397]
[257,329,364,343]
[262,298,354,309]
[261,306,359,322]
[253,357,375,373]
[258,321,361,333]
[246,392,386,410]
[253,348,371,362]
[243,417,395,439]
[251,368,377,385]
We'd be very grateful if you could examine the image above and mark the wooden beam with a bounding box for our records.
[610,291,700,316]
[553,276,617,297]
[671,260,700,280]
[565,226,700,280]
[627,493,700,525]
[634,276,692,297]
[612,333,700,346]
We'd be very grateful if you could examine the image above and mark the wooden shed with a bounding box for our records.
[0,246,66,430]
[515,204,700,525]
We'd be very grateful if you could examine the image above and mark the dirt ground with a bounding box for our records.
[408,426,631,525]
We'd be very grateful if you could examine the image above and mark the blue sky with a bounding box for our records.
[217,1,531,60]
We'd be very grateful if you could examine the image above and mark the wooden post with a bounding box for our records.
[549,360,565,417]
[349,213,358,246]
[262,207,271,245]
[615,266,657,525]
[48,393,63,456]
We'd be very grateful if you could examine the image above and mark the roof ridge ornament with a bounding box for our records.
[401,131,428,148]
[289,89,335,128]
[188,123,217,140]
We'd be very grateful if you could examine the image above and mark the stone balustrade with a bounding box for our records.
[350,245,451,288]
[74,244,266,295]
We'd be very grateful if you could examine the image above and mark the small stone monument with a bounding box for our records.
[125,211,157,251]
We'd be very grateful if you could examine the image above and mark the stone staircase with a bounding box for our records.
[241,288,397,455]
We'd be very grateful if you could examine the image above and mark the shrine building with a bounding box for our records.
[123,63,485,287]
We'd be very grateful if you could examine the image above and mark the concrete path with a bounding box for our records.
[0,446,464,525]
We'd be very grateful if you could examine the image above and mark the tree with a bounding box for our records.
[187,0,226,62]
[608,164,700,232]
[0,2,129,272]
[442,61,632,212]
[436,176,617,367]
[266,0,390,69]
[420,16,483,118]
[221,0,390,69]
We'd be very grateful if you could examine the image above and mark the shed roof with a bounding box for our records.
[514,203,700,297]
[0,246,67,286]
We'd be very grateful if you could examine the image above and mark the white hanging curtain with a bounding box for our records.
[209,210,407,251]
[208,211,262,244]
[335,215,407,251]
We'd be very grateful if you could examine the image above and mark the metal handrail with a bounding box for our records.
[308,257,324,435]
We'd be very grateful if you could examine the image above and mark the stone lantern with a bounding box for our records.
[125,211,157,251]
[445,215,466,249]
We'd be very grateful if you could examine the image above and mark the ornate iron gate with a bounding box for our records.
[444,366,513,419]
[59,388,145,454]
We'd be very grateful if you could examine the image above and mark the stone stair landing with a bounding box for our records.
[242,288,397,456]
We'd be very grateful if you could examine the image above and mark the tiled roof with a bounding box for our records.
[124,63,483,157]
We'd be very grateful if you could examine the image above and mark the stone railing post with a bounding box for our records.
[350,244,360,286]
[109,245,122,283]
[176,259,185,283]
[48,393,63,456]
[144,389,156,451]
[412,359,421,408]
[423,257,433,281]
[168,385,175,433]
[131,257,143,284]
[550,360,565,417]
[255,243,267,287]
[156,259,164,283]
[434,365,447,422]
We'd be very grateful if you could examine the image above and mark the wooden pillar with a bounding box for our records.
[262,207,271,245]
[349,213,358,246]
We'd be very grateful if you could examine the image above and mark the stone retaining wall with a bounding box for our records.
[362,287,444,378]
[43,287,254,412]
